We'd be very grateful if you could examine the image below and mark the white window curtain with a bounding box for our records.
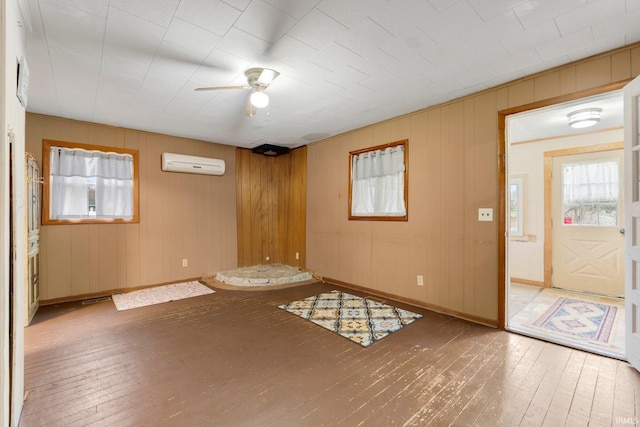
[50,147,134,219]
[563,160,619,204]
[351,145,406,216]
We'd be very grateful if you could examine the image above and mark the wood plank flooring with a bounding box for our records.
[21,282,640,426]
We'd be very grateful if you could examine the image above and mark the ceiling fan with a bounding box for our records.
[195,68,280,111]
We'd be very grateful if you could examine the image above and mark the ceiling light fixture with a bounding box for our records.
[257,68,278,85]
[250,90,269,108]
[567,108,602,129]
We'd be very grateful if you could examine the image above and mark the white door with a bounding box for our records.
[552,150,624,296]
[26,154,40,324]
[625,74,640,371]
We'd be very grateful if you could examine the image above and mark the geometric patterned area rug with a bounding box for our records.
[112,281,214,311]
[278,290,422,347]
[532,297,618,343]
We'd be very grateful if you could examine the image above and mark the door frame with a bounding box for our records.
[498,81,630,329]
[543,142,625,289]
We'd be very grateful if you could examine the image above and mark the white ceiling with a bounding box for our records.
[20,0,640,149]
[509,90,623,143]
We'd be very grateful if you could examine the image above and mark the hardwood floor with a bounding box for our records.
[21,282,640,426]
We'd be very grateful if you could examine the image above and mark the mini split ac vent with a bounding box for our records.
[161,153,225,176]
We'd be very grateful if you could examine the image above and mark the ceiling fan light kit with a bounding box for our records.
[255,68,279,85]
[567,107,602,129]
[250,90,269,108]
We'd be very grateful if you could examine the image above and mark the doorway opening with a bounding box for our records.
[505,90,625,359]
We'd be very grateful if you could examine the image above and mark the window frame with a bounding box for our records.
[348,139,408,221]
[42,139,140,225]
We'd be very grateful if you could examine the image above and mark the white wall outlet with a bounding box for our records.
[478,208,493,222]
[182,258,188,267]
[417,275,424,286]
[295,252,300,260]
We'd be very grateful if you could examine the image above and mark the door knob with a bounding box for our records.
[620,228,625,235]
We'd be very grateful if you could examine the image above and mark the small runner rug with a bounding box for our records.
[532,297,617,343]
[112,281,214,311]
[278,290,422,347]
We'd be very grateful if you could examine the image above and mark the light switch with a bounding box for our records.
[478,208,493,222]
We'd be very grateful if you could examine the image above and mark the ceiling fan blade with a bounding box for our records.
[195,85,250,92]
[262,0,297,56]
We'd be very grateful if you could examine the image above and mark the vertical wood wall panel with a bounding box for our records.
[235,147,307,268]
[70,225,90,295]
[260,158,273,262]
[44,226,72,298]
[612,51,631,82]
[291,147,306,267]
[632,46,640,76]
[25,114,237,300]
[559,67,577,95]
[508,80,534,107]
[448,102,465,312]
[277,154,290,265]
[98,225,118,292]
[88,226,100,293]
[123,130,141,287]
[125,223,141,288]
[237,149,252,265]
[476,85,500,318]
[249,152,263,264]
[426,109,442,305]
[462,97,477,316]
[219,145,238,269]
[145,134,167,286]
[534,73,560,101]
[575,57,611,91]
[306,43,640,325]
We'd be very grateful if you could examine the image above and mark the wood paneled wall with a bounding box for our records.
[26,114,238,301]
[306,43,640,326]
[236,147,306,267]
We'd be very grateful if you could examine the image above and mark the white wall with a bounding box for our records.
[1,0,27,425]
[509,128,624,284]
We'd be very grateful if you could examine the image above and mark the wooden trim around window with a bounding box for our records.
[348,139,409,221]
[42,139,140,225]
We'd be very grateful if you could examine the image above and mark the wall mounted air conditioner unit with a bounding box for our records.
[161,153,225,176]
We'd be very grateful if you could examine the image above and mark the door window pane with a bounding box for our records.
[562,160,619,226]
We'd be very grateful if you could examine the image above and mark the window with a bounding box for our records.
[561,159,619,227]
[349,140,408,221]
[510,177,524,236]
[42,140,139,225]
